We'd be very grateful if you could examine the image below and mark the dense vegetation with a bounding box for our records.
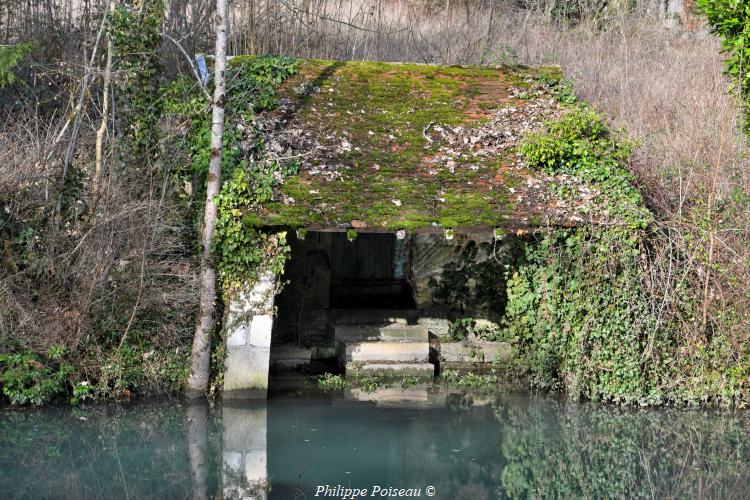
[1,0,749,406]
[699,0,750,132]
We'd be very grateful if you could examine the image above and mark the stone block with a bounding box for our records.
[334,324,428,343]
[311,346,337,359]
[223,346,271,399]
[270,346,311,370]
[440,341,511,363]
[330,308,419,325]
[226,324,247,346]
[343,386,445,408]
[342,341,429,363]
[248,315,273,347]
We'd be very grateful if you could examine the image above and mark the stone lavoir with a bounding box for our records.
[223,229,521,398]
[219,59,620,399]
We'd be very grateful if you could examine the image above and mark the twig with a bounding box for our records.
[55,0,113,217]
[422,121,435,143]
[161,32,212,102]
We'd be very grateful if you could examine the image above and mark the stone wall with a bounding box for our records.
[273,231,332,347]
[274,230,517,343]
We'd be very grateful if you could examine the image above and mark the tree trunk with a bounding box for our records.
[187,0,229,397]
[90,2,114,216]
[649,0,686,28]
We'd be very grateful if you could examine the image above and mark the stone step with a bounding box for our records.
[347,362,434,380]
[334,324,428,343]
[270,346,311,370]
[341,341,429,363]
[330,308,419,326]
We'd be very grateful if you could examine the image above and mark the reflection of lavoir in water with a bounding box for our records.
[222,404,269,499]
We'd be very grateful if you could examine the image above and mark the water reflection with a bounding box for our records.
[222,404,268,499]
[496,398,750,499]
[2,394,750,499]
[188,403,210,500]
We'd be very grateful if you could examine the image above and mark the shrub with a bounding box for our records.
[0,348,72,405]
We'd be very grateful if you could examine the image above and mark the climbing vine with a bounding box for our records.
[165,55,299,296]
[110,0,164,163]
[508,108,658,403]
[504,106,750,406]
[698,0,750,133]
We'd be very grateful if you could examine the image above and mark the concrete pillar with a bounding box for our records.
[223,271,278,399]
[222,404,268,499]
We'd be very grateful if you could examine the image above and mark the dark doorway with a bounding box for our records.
[329,233,414,309]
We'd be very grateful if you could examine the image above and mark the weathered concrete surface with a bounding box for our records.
[440,341,512,363]
[348,362,434,380]
[409,233,460,310]
[341,341,429,363]
[222,405,268,499]
[270,345,312,370]
[330,308,420,325]
[223,272,277,400]
[334,324,428,343]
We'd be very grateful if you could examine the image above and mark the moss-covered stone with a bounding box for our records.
[237,59,574,230]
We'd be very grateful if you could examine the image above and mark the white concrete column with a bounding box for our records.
[222,405,268,499]
[223,271,278,399]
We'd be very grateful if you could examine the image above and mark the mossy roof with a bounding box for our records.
[238,58,588,232]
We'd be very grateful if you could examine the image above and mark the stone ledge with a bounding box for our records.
[440,341,512,363]
[341,341,430,363]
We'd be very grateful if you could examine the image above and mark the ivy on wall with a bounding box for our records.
[110,0,165,163]
[164,55,299,297]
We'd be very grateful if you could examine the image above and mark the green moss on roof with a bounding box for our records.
[237,58,569,230]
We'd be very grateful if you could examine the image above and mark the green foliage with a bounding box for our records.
[698,0,750,134]
[70,381,94,405]
[522,108,650,229]
[0,348,72,405]
[110,1,165,162]
[166,56,299,296]
[509,108,661,403]
[506,106,750,406]
[0,43,33,87]
[503,228,657,403]
[317,373,347,391]
[225,55,298,118]
[165,55,299,294]
[448,318,475,341]
[448,317,513,342]
[441,369,500,390]
[356,376,385,393]
[429,238,514,318]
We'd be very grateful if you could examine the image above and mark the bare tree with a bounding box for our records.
[187,0,229,397]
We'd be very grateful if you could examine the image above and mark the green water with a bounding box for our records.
[2,392,750,499]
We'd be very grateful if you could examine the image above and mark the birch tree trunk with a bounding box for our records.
[90,3,114,216]
[187,0,229,397]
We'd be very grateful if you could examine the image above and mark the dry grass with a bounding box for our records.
[1,0,748,389]
[238,0,750,345]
